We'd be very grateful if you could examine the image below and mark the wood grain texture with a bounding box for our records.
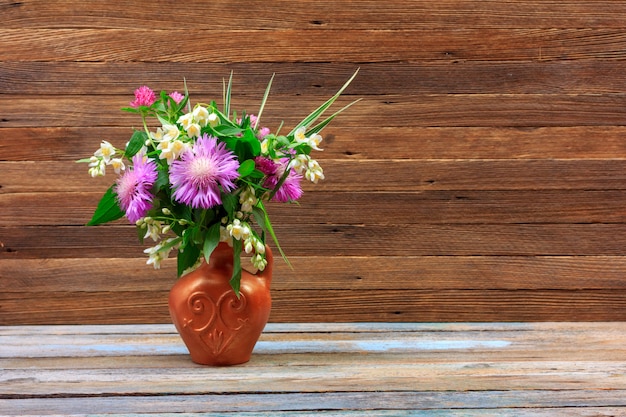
[1,1,626,323]
[1,323,625,414]
[6,1,626,29]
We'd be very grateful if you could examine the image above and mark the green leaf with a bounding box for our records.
[125,130,148,158]
[249,168,264,179]
[202,222,221,263]
[177,244,200,277]
[86,186,125,226]
[221,192,238,220]
[213,125,243,136]
[154,168,169,194]
[238,159,256,177]
[229,239,242,296]
[243,128,261,156]
[252,202,292,269]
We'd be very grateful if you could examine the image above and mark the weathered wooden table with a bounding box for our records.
[1,322,625,416]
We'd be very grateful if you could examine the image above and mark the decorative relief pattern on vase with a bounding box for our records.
[182,290,249,356]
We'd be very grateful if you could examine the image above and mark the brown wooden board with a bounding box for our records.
[1,1,626,323]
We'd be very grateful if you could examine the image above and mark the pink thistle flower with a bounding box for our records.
[115,153,158,223]
[169,134,240,209]
[262,158,303,203]
[130,86,157,108]
[169,91,185,104]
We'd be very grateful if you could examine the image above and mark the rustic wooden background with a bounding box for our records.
[2,1,626,324]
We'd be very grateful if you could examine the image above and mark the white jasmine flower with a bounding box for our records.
[158,139,189,164]
[144,220,164,242]
[219,225,233,244]
[255,240,266,254]
[260,138,269,155]
[94,140,116,163]
[177,113,194,130]
[192,106,210,127]
[244,235,265,255]
[289,154,309,174]
[294,126,307,144]
[239,186,258,213]
[162,124,180,142]
[305,159,325,183]
[150,127,164,142]
[186,123,201,138]
[110,158,125,174]
[208,113,219,127]
[144,237,178,269]
[251,253,267,271]
[244,238,254,254]
[307,133,323,151]
[226,219,251,241]
[88,156,106,177]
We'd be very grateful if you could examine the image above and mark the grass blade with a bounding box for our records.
[255,73,275,128]
[287,68,359,136]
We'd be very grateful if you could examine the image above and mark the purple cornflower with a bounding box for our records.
[169,134,240,209]
[129,86,157,108]
[115,153,158,223]
[261,158,303,203]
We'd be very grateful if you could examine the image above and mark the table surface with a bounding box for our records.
[1,322,625,416]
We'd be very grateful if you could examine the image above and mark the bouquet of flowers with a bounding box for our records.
[79,70,358,294]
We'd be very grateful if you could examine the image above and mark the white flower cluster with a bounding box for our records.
[288,127,326,183]
[87,141,125,177]
[143,237,180,269]
[139,213,267,272]
[238,186,258,213]
[148,105,221,165]
[150,124,189,165]
[136,214,181,269]
[177,105,219,139]
[290,154,325,184]
[225,219,267,271]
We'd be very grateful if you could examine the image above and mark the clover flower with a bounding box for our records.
[169,134,240,209]
[115,153,158,223]
[129,86,157,108]
[169,91,185,104]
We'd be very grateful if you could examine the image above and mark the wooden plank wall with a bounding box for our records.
[2,1,626,324]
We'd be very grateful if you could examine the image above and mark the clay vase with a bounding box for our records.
[168,242,272,366]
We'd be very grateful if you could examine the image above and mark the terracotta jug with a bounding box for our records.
[168,242,272,366]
